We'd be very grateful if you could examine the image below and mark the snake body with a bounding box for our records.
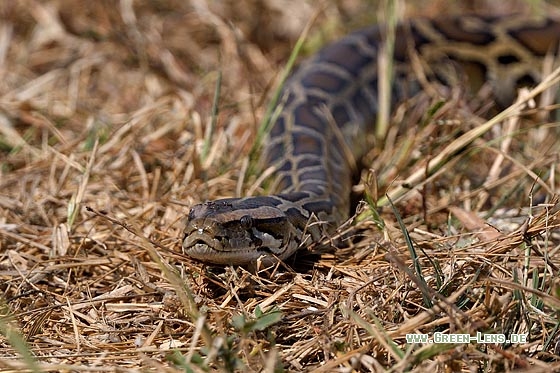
[183,15,560,265]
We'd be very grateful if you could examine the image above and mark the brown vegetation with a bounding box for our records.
[1,1,559,371]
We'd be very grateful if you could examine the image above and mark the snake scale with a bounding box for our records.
[183,15,560,265]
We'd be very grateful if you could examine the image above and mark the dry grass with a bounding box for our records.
[1,0,559,372]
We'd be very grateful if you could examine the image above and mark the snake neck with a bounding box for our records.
[263,15,560,223]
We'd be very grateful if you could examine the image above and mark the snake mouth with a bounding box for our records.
[183,230,282,265]
[183,231,223,252]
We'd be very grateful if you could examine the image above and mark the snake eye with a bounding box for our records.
[240,215,253,230]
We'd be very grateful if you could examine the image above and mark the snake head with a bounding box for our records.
[182,197,305,265]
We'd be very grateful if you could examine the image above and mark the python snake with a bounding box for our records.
[183,15,560,265]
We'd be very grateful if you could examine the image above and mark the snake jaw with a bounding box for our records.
[182,227,224,253]
[182,227,285,265]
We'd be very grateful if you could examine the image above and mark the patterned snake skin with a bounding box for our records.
[183,15,560,265]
